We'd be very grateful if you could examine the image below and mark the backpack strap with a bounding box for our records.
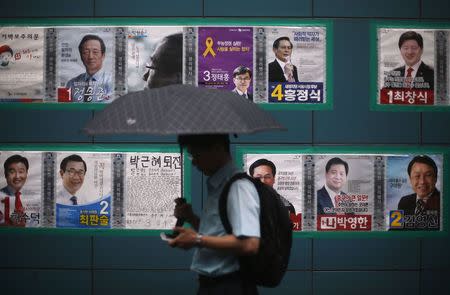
[219,172,255,234]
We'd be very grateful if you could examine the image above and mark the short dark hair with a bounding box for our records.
[233,66,252,78]
[60,154,87,172]
[398,31,423,49]
[407,155,437,178]
[177,134,230,154]
[273,36,293,49]
[4,155,29,177]
[325,157,349,175]
[249,158,276,177]
[78,34,106,55]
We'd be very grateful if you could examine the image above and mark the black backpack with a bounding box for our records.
[219,172,293,287]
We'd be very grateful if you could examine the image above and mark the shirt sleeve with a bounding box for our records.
[226,178,260,238]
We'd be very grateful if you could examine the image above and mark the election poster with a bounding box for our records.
[127,26,183,92]
[55,152,112,228]
[198,26,254,99]
[0,27,44,101]
[55,27,116,103]
[265,26,326,104]
[314,155,375,231]
[124,152,181,229]
[244,153,303,231]
[378,28,437,106]
[386,154,443,231]
[0,151,42,227]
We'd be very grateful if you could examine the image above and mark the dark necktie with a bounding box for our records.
[70,196,78,205]
[405,67,414,88]
[415,199,425,215]
[241,93,247,99]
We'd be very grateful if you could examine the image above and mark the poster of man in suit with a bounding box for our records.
[265,26,326,104]
[314,155,374,231]
[378,28,437,105]
[386,154,443,231]
[0,151,42,227]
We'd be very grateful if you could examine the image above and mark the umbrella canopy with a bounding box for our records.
[84,84,285,135]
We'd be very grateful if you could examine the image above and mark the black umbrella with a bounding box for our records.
[84,84,286,232]
[84,84,285,135]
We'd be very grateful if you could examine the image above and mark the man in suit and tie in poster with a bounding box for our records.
[268,36,299,83]
[0,154,28,226]
[231,66,253,101]
[57,154,88,206]
[391,31,434,90]
[397,155,440,230]
[317,157,349,215]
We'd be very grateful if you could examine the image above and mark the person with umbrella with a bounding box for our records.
[84,84,286,294]
[169,134,260,294]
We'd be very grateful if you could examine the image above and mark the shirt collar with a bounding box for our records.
[415,189,436,203]
[405,60,422,75]
[84,69,104,81]
[276,57,288,69]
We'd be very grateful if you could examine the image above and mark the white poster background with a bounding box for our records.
[126,26,183,92]
[0,27,44,99]
[377,28,435,92]
[244,153,303,215]
[55,152,112,205]
[124,152,181,229]
[314,154,375,216]
[0,151,42,227]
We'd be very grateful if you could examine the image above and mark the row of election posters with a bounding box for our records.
[0,150,182,229]
[1,149,445,232]
[0,25,328,105]
[242,153,444,232]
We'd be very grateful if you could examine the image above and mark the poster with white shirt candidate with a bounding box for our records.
[55,152,112,228]
[264,26,326,104]
[124,152,182,229]
[0,151,42,227]
[56,27,115,103]
[314,155,375,231]
[0,27,44,101]
[377,28,439,106]
[127,26,183,92]
[386,154,443,231]
[243,153,303,231]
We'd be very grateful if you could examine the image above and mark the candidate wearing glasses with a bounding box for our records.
[249,158,296,215]
[231,65,253,101]
[143,33,183,89]
[56,154,87,206]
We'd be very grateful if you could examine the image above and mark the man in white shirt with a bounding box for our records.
[56,154,88,205]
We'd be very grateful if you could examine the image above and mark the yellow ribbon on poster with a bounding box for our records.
[202,37,216,58]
